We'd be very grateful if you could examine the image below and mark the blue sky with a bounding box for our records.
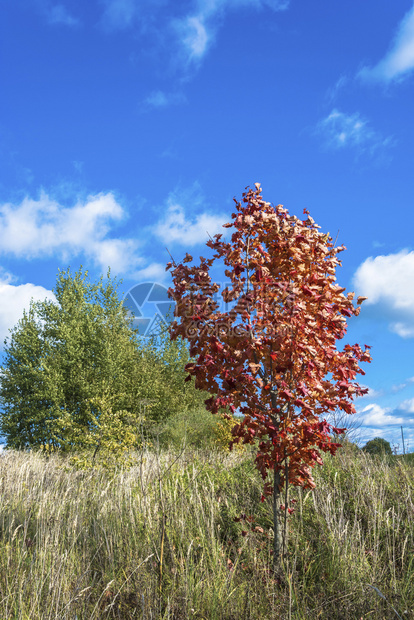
[1,0,414,451]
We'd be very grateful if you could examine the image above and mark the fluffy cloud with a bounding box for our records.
[356,402,414,448]
[399,398,414,414]
[317,109,392,154]
[359,4,414,83]
[153,194,227,246]
[0,273,55,346]
[353,250,414,337]
[0,192,142,274]
[359,403,405,426]
[130,262,168,282]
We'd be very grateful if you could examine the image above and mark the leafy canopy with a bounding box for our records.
[0,267,204,460]
[167,184,371,495]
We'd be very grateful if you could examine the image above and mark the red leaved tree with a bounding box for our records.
[167,184,371,567]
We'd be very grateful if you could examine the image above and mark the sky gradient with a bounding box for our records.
[1,0,414,451]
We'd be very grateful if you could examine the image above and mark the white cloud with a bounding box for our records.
[392,382,407,393]
[98,0,289,72]
[46,4,79,27]
[317,109,392,154]
[399,398,414,414]
[143,90,186,109]
[360,403,405,426]
[358,385,382,399]
[359,4,414,83]
[325,75,348,103]
[353,250,414,338]
[392,377,414,392]
[181,15,210,60]
[173,0,289,66]
[131,262,168,282]
[0,192,142,274]
[0,276,55,346]
[198,0,290,11]
[153,194,227,246]
[172,14,213,67]
[89,238,144,274]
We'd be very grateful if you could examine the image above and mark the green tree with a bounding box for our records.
[362,437,393,456]
[0,267,204,460]
[142,318,208,424]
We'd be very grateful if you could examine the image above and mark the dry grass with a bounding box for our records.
[0,445,412,619]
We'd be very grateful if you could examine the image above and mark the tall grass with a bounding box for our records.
[0,445,412,619]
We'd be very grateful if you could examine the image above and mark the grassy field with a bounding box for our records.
[0,444,412,619]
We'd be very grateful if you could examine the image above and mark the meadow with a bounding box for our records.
[0,442,412,619]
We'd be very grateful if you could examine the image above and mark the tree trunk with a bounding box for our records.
[273,466,282,571]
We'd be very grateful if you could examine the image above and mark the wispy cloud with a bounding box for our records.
[358,385,382,400]
[153,189,227,246]
[174,14,210,64]
[0,192,142,274]
[46,4,80,27]
[99,0,138,31]
[173,0,289,67]
[96,0,289,78]
[353,250,414,338]
[316,109,393,155]
[325,75,348,103]
[142,90,186,110]
[359,4,414,83]
[391,376,414,393]
[392,382,408,393]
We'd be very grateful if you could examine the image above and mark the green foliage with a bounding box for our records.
[137,319,208,425]
[156,407,221,450]
[362,437,393,456]
[156,407,243,451]
[0,267,206,461]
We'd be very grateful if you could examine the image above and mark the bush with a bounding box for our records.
[362,437,393,456]
[155,408,243,452]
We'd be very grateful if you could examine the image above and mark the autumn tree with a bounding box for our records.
[167,184,371,567]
